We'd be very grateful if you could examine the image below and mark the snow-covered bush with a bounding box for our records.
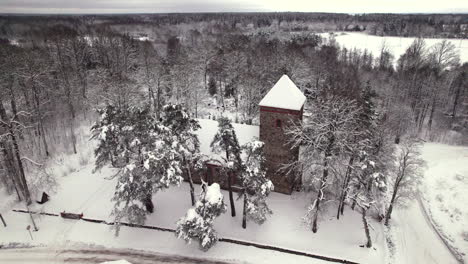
[176,183,227,251]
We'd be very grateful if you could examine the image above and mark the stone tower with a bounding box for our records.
[259,75,305,194]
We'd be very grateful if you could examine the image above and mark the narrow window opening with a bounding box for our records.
[276,119,282,128]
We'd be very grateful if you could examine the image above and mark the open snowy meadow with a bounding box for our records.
[320,32,468,65]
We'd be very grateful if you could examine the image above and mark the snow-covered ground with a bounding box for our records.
[390,200,459,264]
[0,129,386,263]
[386,142,467,264]
[2,120,466,264]
[0,246,232,264]
[0,163,385,263]
[420,143,468,262]
[320,32,468,65]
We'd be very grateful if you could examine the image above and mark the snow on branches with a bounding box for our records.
[91,104,186,235]
[210,117,242,217]
[287,95,362,233]
[240,140,273,228]
[176,183,227,251]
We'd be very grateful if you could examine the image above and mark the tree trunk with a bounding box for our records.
[185,160,196,206]
[362,208,372,248]
[0,100,31,205]
[312,137,334,233]
[0,214,6,227]
[12,132,32,205]
[227,172,236,217]
[242,192,247,229]
[312,156,329,233]
[451,83,461,118]
[156,78,162,119]
[427,97,436,132]
[385,179,400,225]
[30,83,50,157]
[225,149,236,217]
[0,142,23,201]
[337,155,354,219]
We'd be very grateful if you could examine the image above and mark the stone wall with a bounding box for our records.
[259,106,302,194]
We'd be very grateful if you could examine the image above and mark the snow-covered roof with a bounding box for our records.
[196,119,259,162]
[259,75,306,111]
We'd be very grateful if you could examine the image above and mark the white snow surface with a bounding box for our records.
[100,260,132,264]
[389,142,468,264]
[320,32,468,66]
[420,143,468,262]
[196,119,259,161]
[0,162,384,264]
[259,75,306,111]
[205,183,223,205]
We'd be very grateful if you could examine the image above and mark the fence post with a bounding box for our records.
[0,213,6,227]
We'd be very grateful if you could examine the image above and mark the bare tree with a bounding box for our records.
[288,96,361,233]
[385,138,425,225]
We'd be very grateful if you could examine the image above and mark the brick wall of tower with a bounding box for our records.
[259,106,302,194]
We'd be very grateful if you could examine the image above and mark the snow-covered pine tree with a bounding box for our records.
[210,117,242,217]
[161,104,201,206]
[91,104,126,169]
[176,182,227,251]
[239,140,273,229]
[91,104,184,235]
[287,95,361,233]
[343,82,379,214]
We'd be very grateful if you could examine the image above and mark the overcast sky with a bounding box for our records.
[0,0,467,14]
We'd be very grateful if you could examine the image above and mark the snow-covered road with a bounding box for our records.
[0,247,234,264]
[391,199,460,264]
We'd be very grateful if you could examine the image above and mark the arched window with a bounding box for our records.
[276,119,282,128]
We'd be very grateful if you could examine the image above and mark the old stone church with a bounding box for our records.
[192,75,305,194]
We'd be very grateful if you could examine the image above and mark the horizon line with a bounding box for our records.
[1,11,468,16]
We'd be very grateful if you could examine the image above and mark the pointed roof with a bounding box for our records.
[259,75,306,111]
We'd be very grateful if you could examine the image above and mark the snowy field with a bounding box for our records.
[320,32,468,65]
[419,143,468,263]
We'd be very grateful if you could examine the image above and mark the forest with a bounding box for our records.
[0,13,467,254]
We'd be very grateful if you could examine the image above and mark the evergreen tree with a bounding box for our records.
[91,104,184,235]
[161,104,201,206]
[239,140,274,229]
[176,183,227,251]
[210,117,242,217]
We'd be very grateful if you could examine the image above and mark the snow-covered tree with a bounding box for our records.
[348,152,387,248]
[161,104,201,206]
[176,182,227,251]
[239,140,274,229]
[91,104,184,235]
[287,95,361,233]
[337,82,377,219]
[210,117,242,217]
[385,137,425,226]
